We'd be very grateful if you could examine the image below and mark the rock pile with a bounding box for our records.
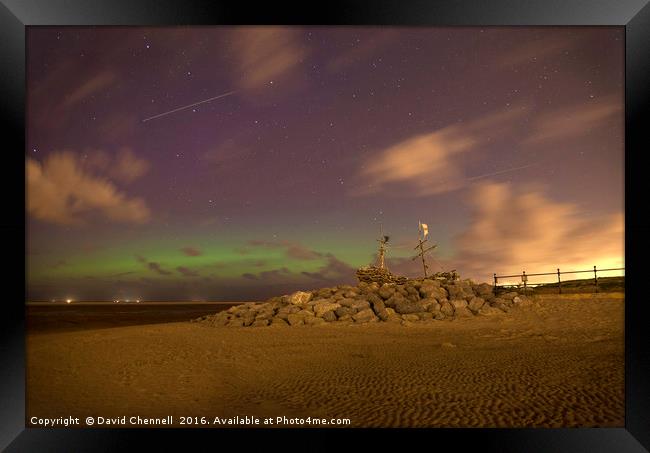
[194,278,532,328]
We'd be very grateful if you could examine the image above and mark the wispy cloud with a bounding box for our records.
[301,253,356,283]
[524,97,622,146]
[352,107,525,197]
[451,181,624,280]
[230,27,308,92]
[136,255,173,276]
[61,71,116,109]
[180,246,202,257]
[27,152,151,226]
[177,266,199,277]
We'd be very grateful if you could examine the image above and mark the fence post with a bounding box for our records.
[557,268,562,294]
[594,265,598,292]
[493,273,497,295]
[522,270,527,296]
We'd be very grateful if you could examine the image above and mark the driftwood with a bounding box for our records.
[356,266,408,285]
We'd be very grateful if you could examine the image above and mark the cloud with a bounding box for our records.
[352,107,525,197]
[136,255,173,276]
[110,148,150,182]
[451,181,624,281]
[85,147,150,183]
[177,266,199,277]
[148,262,172,276]
[27,152,151,226]
[242,267,291,281]
[245,240,323,260]
[524,97,622,146]
[301,253,356,283]
[61,71,116,108]
[181,247,202,257]
[230,27,307,92]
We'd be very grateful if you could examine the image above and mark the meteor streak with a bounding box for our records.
[466,163,537,181]
[142,91,236,122]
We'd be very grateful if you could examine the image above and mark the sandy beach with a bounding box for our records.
[26,293,624,428]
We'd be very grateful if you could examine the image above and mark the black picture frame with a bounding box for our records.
[3,0,649,451]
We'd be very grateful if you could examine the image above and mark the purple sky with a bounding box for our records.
[26,27,624,301]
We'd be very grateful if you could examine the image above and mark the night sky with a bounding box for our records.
[26,26,624,301]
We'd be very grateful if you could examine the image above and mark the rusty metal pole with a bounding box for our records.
[594,265,598,292]
[523,270,527,296]
[557,268,562,294]
[493,273,497,295]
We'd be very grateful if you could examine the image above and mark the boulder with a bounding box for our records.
[417,312,434,321]
[336,306,355,317]
[227,318,244,327]
[353,308,378,323]
[479,305,502,316]
[287,310,313,326]
[288,291,312,305]
[468,297,485,313]
[489,297,507,307]
[350,300,371,311]
[440,301,455,317]
[395,301,425,314]
[446,284,473,300]
[242,313,256,327]
[305,316,326,326]
[406,293,421,303]
[313,301,341,318]
[371,299,389,321]
[454,307,474,318]
[338,298,357,307]
[287,313,305,326]
[337,314,353,322]
[405,285,420,296]
[450,299,468,309]
[270,318,289,327]
[475,283,493,297]
[384,293,405,308]
[420,284,447,300]
[276,305,301,320]
[252,319,269,327]
[322,310,337,322]
[365,292,383,306]
[378,284,396,300]
[402,314,420,322]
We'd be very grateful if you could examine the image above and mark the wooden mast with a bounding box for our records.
[412,222,436,278]
[376,224,388,270]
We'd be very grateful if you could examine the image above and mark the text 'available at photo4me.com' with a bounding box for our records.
[29,415,353,427]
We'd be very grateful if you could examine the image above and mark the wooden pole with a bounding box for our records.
[493,273,498,295]
[557,268,562,294]
[594,265,598,292]
[523,270,527,296]
[417,239,428,278]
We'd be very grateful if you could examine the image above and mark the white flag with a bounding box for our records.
[419,221,429,237]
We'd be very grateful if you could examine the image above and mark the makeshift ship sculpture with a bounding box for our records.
[355,223,460,285]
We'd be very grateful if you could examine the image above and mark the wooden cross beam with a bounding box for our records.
[412,239,437,277]
[413,244,437,258]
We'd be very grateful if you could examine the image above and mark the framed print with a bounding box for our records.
[2,0,649,451]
